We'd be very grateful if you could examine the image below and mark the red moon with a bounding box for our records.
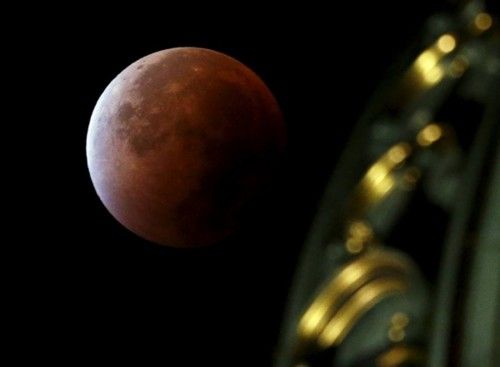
[86,47,285,247]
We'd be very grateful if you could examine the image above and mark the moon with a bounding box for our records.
[86,47,285,247]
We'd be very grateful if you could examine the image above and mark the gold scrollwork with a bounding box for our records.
[296,249,414,354]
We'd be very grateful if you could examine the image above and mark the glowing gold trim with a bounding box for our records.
[318,277,407,347]
[436,34,456,53]
[391,312,409,328]
[416,123,443,146]
[474,12,493,32]
[387,328,406,342]
[386,312,410,342]
[349,143,411,217]
[399,33,457,100]
[376,346,424,367]
[345,221,373,254]
[297,250,412,351]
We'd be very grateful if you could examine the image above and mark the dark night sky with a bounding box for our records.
[38,2,443,365]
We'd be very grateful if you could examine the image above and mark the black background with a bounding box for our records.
[44,2,444,365]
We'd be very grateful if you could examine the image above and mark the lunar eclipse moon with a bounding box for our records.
[86,47,285,248]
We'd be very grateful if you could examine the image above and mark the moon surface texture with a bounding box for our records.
[86,47,285,247]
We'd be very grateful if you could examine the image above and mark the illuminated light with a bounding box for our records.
[416,123,443,146]
[449,56,469,78]
[345,221,373,254]
[350,143,412,216]
[474,12,493,32]
[404,34,457,95]
[377,346,424,367]
[388,143,411,164]
[364,164,396,205]
[437,34,457,53]
[422,65,444,86]
[348,221,373,239]
[391,312,410,328]
[388,327,406,342]
[415,49,439,74]
[346,238,364,254]
[387,313,409,342]
[346,221,373,254]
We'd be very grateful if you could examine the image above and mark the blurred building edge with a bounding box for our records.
[276,1,500,366]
